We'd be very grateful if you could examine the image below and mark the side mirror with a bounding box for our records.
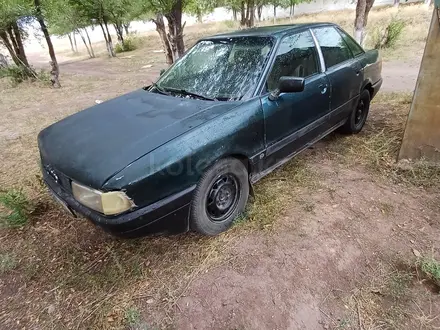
[160,69,166,76]
[269,76,305,101]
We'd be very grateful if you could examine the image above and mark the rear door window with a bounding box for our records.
[312,27,353,69]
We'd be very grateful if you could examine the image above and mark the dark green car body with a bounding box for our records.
[38,23,382,237]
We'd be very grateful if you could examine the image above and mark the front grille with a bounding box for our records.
[41,162,72,193]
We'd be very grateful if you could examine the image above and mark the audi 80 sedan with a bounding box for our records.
[38,23,382,238]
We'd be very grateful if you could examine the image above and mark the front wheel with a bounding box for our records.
[340,89,371,134]
[190,158,249,236]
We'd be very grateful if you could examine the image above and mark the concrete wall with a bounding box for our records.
[398,9,440,161]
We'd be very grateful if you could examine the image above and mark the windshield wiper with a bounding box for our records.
[151,83,170,96]
[166,87,216,101]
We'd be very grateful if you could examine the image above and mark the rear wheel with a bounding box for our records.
[190,158,249,236]
[340,89,370,134]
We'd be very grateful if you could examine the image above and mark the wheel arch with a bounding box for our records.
[362,79,374,99]
[222,153,255,197]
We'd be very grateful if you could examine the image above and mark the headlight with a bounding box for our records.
[71,181,134,215]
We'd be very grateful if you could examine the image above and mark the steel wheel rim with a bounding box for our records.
[206,174,240,222]
[355,99,366,127]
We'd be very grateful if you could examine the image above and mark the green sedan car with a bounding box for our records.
[38,23,382,238]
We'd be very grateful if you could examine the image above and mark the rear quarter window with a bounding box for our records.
[337,28,365,57]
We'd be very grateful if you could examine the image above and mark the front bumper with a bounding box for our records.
[43,170,195,238]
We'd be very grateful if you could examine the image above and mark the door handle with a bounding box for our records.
[318,84,328,94]
[356,68,363,76]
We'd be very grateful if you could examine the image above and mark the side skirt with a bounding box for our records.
[249,119,346,184]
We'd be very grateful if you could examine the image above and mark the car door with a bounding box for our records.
[259,30,330,170]
[312,26,364,124]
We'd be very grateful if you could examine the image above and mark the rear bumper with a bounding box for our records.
[43,170,194,238]
[371,78,383,99]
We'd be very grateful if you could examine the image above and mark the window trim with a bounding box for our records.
[309,28,326,73]
[258,29,322,95]
[312,26,356,71]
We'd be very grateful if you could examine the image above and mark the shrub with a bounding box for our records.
[115,36,138,53]
[419,257,440,283]
[0,65,33,84]
[0,65,49,85]
[373,17,405,49]
[0,189,31,228]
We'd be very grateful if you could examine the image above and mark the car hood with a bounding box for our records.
[38,89,240,189]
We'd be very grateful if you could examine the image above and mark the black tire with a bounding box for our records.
[190,158,249,236]
[340,89,371,134]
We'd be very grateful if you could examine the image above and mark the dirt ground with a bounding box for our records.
[1,5,439,330]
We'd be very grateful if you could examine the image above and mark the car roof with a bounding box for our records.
[203,22,335,40]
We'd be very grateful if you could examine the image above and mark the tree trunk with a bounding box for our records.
[0,25,35,77]
[233,8,238,21]
[257,5,263,21]
[196,7,203,23]
[123,23,130,35]
[240,0,247,26]
[34,0,60,87]
[84,28,95,58]
[113,23,124,43]
[11,22,30,67]
[73,32,78,52]
[164,0,185,61]
[273,5,277,24]
[77,29,92,58]
[0,30,21,66]
[68,33,75,53]
[290,3,295,20]
[393,0,399,7]
[102,17,116,57]
[246,0,255,27]
[364,0,375,26]
[153,14,173,65]
[354,0,366,44]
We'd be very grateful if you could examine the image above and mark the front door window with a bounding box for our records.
[266,31,319,92]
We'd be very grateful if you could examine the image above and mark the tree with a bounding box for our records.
[288,0,312,20]
[186,0,216,23]
[46,0,96,58]
[270,0,290,23]
[354,0,375,45]
[33,0,60,87]
[0,0,36,76]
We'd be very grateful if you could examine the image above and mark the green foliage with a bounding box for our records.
[185,0,216,21]
[0,253,18,274]
[0,0,34,31]
[420,258,440,283]
[373,18,405,49]
[0,65,51,85]
[124,307,141,326]
[115,36,138,53]
[0,65,32,84]
[0,189,31,228]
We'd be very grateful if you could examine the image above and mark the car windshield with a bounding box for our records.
[154,37,273,101]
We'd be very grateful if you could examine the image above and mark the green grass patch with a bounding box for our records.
[124,307,141,327]
[0,189,31,228]
[0,253,18,274]
[419,257,440,284]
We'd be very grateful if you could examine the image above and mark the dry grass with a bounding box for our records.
[325,92,440,190]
